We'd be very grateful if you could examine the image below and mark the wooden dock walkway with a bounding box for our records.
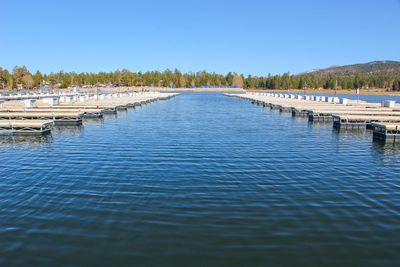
[0,120,53,135]
[0,112,83,126]
[0,93,74,101]
[40,105,118,114]
[0,108,103,118]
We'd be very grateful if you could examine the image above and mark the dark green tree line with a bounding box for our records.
[1,65,399,91]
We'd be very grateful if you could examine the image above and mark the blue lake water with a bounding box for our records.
[0,93,399,267]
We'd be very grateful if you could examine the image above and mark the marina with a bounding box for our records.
[1,92,399,267]
[225,92,400,142]
[2,0,400,266]
[0,92,179,135]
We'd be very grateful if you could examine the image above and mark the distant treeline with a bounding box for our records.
[243,73,400,91]
[1,65,400,91]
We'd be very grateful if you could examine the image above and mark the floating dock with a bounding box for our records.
[0,112,83,126]
[0,108,103,118]
[309,110,400,122]
[292,106,390,117]
[39,105,118,114]
[225,92,400,143]
[0,92,179,135]
[371,123,400,142]
[332,115,400,129]
[0,93,74,101]
[0,120,53,135]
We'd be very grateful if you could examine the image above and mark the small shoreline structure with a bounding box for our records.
[225,92,400,143]
[0,90,179,136]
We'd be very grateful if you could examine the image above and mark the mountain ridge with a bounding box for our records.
[301,60,400,76]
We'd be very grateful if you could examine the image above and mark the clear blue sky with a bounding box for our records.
[1,0,399,75]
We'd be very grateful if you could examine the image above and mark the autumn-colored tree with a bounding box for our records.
[21,74,34,88]
[12,66,30,87]
[179,76,187,87]
[232,75,244,87]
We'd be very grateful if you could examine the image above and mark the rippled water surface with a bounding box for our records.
[1,93,399,267]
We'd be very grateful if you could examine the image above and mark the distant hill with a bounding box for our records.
[303,61,400,76]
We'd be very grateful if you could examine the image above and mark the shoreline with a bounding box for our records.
[2,87,400,96]
[144,87,400,95]
[245,88,400,96]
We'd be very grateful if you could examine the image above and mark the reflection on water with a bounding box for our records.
[102,113,118,119]
[371,139,400,155]
[82,117,105,126]
[0,134,53,146]
[52,126,84,135]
